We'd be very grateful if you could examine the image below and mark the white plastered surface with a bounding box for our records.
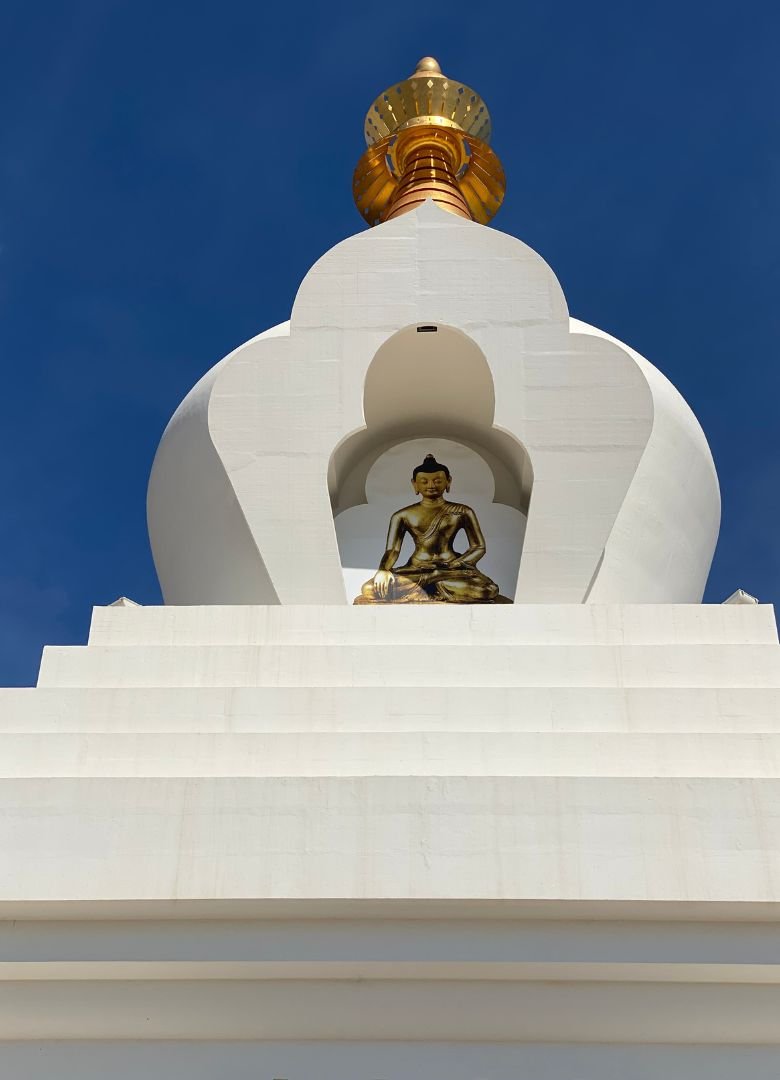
[148,202,719,606]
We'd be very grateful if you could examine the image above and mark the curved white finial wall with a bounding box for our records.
[148,201,720,605]
[147,321,289,605]
[573,319,720,603]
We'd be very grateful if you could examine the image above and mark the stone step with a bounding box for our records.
[4,912,778,965]
[37,642,780,689]
[87,603,779,647]
[3,975,780,1045]
[1,775,779,904]
[4,1041,780,1078]
[5,686,780,734]
[1,731,780,778]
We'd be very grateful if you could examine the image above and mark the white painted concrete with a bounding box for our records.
[5,731,780,778]
[3,979,780,1041]
[3,1041,780,1080]
[146,320,290,606]
[5,684,780,733]
[86,602,780,647]
[33,601,780,693]
[7,915,780,964]
[36,640,780,688]
[4,915,780,1050]
[148,202,719,606]
[2,775,780,902]
[6,598,779,1067]
[572,318,721,604]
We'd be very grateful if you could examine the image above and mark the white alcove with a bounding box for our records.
[328,322,531,602]
[328,323,533,521]
[335,437,527,602]
[150,202,719,605]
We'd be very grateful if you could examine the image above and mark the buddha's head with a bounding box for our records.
[411,453,451,499]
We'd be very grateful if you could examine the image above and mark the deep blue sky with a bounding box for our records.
[1,1,778,685]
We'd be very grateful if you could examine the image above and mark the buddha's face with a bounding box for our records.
[412,469,450,498]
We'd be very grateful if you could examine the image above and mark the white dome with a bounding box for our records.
[148,202,719,605]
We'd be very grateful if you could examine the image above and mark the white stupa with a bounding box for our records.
[2,57,779,1078]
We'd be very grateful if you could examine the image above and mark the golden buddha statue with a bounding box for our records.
[354,454,510,604]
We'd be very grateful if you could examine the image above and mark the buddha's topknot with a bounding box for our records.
[412,453,451,481]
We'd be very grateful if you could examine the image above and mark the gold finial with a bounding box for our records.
[353,56,506,227]
[413,56,442,75]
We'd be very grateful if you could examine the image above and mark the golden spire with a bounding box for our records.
[353,56,506,227]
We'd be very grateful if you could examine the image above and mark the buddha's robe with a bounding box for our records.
[354,501,508,604]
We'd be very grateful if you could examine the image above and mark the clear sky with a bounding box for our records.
[1,0,778,685]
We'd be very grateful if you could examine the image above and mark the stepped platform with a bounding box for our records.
[2,602,780,1051]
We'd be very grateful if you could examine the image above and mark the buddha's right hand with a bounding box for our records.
[373,570,395,599]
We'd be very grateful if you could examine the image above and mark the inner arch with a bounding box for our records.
[329,323,532,516]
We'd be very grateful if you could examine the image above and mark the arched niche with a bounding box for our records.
[335,438,527,602]
[328,325,532,601]
[329,324,533,514]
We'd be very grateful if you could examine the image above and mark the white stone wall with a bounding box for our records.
[1,601,779,1071]
[148,203,720,606]
[4,1041,780,1080]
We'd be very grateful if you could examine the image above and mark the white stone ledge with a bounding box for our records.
[1,1040,779,1080]
[3,959,780,983]
[3,915,779,965]
[87,604,779,647]
[37,642,780,689]
[1,979,780,1042]
[1,776,779,904]
[4,686,780,734]
[1,731,780,779]
[0,897,778,921]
